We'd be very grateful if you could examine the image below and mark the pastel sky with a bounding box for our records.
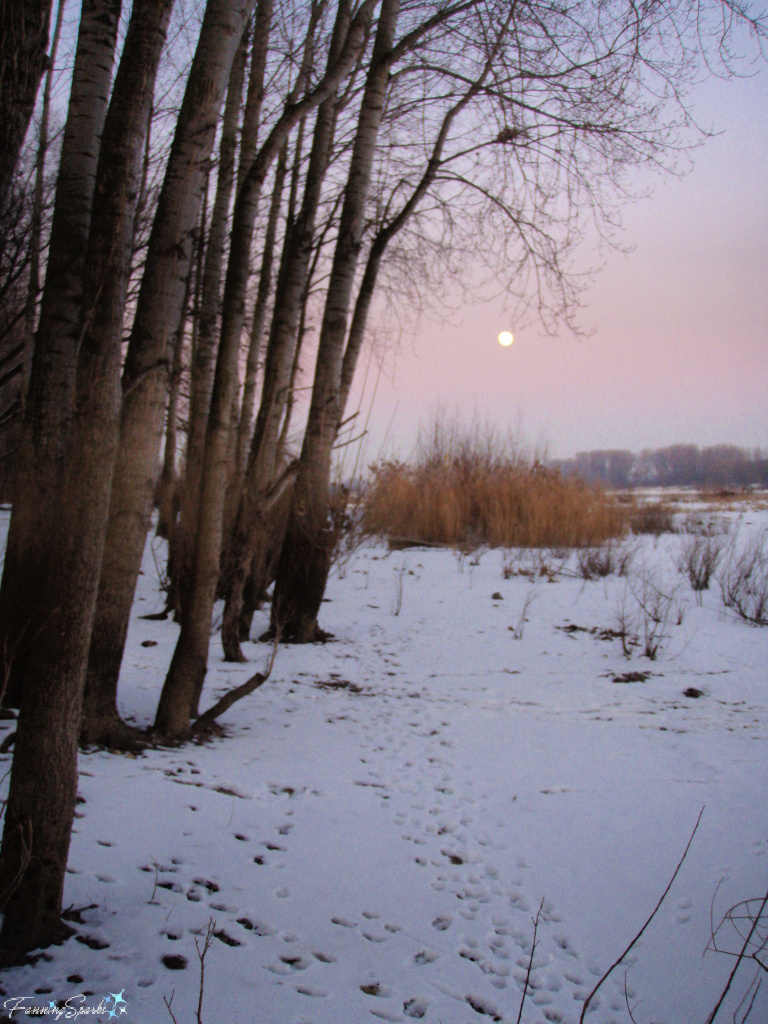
[349,65,768,462]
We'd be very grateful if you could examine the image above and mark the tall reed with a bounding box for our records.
[362,419,627,549]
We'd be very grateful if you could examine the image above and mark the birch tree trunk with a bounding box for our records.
[155,0,379,739]
[0,0,172,951]
[0,0,122,709]
[80,0,255,744]
[271,0,400,642]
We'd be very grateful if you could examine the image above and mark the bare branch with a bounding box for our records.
[578,807,704,1023]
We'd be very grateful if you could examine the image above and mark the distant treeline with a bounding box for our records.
[551,444,768,489]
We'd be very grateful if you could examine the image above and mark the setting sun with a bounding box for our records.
[498,330,514,347]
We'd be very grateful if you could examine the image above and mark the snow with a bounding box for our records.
[0,500,766,1024]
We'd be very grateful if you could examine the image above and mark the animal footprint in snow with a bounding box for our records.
[465,993,502,1021]
[675,895,693,923]
[279,954,311,971]
[509,891,530,912]
[331,915,356,928]
[431,914,452,931]
[360,982,392,997]
[295,985,326,998]
[403,997,428,1018]
[414,949,439,966]
[236,916,276,936]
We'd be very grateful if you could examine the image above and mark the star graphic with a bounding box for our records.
[110,991,126,1008]
[49,1002,56,1010]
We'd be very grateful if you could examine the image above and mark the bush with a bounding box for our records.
[628,499,676,536]
[718,528,768,625]
[361,419,628,550]
[576,540,634,580]
[677,533,725,602]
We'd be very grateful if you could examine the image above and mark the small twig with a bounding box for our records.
[195,919,215,1024]
[578,807,704,1023]
[624,966,640,1024]
[149,859,159,903]
[163,991,179,1024]
[705,888,768,1024]
[516,898,544,1024]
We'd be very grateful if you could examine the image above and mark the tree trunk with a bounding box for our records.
[173,24,249,616]
[0,0,53,209]
[0,0,172,952]
[272,0,400,642]
[155,0,378,739]
[0,0,122,709]
[80,0,256,744]
[155,267,189,544]
[22,0,66,400]
[233,138,287,480]
[221,24,347,661]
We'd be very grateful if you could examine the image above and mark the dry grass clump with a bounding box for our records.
[627,499,677,536]
[361,423,627,550]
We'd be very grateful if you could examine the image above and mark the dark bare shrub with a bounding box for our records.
[718,528,768,625]
[677,533,725,603]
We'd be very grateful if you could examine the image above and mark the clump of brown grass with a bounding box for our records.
[627,499,677,536]
[361,420,627,550]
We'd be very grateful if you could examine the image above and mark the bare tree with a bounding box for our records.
[271,0,767,640]
[155,0,379,739]
[0,0,174,952]
[81,0,256,745]
[0,0,123,710]
[220,1,360,663]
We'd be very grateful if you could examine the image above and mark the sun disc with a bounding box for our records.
[498,330,514,347]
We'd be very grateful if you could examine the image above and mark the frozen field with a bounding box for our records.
[0,498,766,1023]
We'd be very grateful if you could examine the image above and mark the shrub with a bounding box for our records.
[628,499,676,536]
[615,567,683,660]
[361,422,628,550]
[576,540,634,581]
[718,528,768,625]
[677,533,725,602]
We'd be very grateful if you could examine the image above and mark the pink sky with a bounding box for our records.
[350,67,768,461]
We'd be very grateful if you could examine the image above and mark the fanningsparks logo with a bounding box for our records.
[3,990,128,1019]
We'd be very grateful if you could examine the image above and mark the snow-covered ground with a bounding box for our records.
[0,499,766,1024]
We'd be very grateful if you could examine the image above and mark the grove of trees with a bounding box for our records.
[0,0,765,956]
[554,445,768,489]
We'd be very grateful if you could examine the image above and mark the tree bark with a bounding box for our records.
[0,0,54,210]
[81,0,256,744]
[233,139,287,481]
[172,24,249,616]
[0,0,172,952]
[271,0,401,642]
[0,0,122,709]
[155,0,379,739]
[22,0,66,397]
[155,266,190,545]
[221,15,349,661]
